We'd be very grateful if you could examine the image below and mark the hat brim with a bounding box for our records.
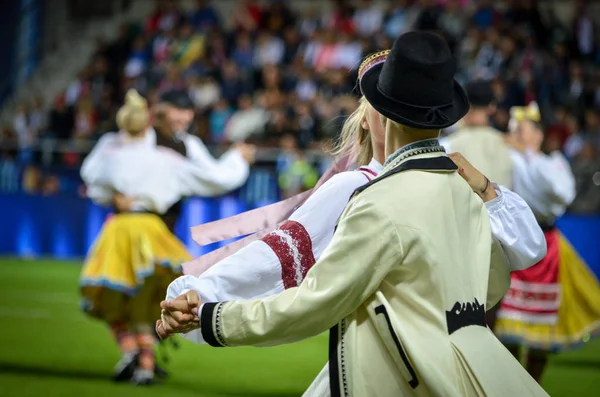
[360,64,469,129]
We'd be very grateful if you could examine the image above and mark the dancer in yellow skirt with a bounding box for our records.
[495,102,600,382]
[79,90,253,385]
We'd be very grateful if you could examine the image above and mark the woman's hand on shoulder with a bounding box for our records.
[448,152,498,202]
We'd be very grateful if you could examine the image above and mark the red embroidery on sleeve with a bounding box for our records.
[262,220,316,289]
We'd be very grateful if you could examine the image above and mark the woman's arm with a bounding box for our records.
[183,136,254,193]
[449,152,546,271]
[165,171,371,344]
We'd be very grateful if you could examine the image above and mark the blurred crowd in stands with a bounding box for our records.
[1,0,600,212]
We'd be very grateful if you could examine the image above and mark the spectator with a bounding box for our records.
[472,0,500,31]
[294,68,318,103]
[335,32,362,71]
[324,0,355,35]
[158,63,186,95]
[546,106,574,150]
[384,0,417,39]
[299,5,320,38]
[277,134,318,198]
[208,98,233,144]
[231,32,255,73]
[262,0,295,35]
[293,102,318,148]
[13,105,34,163]
[0,127,19,193]
[104,24,132,73]
[73,93,97,139]
[47,94,75,140]
[28,96,47,139]
[146,0,183,34]
[189,75,220,110]
[572,0,595,60]
[207,32,228,68]
[65,69,89,106]
[438,0,467,51]
[263,108,290,145]
[353,0,384,38]
[569,141,600,214]
[171,22,205,69]
[414,0,441,32]
[472,28,502,81]
[12,0,600,212]
[22,165,42,194]
[219,61,247,105]
[564,109,600,159]
[254,31,285,68]
[281,26,302,65]
[231,0,262,34]
[225,94,269,143]
[189,0,220,33]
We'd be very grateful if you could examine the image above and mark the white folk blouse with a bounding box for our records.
[80,130,249,214]
[509,149,576,225]
[167,158,547,344]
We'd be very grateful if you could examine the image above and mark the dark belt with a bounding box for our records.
[117,210,159,215]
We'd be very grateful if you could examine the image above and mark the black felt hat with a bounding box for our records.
[359,31,469,129]
[159,89,195,110]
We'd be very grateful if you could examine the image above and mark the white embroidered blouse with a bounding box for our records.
[80,130,249,214]
[167,158,546,344]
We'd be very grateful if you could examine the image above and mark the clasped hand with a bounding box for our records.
[156,290,201,340]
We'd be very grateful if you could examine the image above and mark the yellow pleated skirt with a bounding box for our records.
[80,213,191,326]
[495,232,600,351]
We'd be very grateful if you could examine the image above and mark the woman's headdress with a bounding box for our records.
[116,89,149,134]
[509,101,541,123]
[357,50,390,93]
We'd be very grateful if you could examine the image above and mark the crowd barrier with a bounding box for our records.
[1,193,599,280]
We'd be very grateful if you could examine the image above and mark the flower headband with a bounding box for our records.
[510,101,541,123]
[357,50,390,93]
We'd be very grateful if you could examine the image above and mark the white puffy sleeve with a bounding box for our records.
[184,135,250,193]
[166,171,370,344]
[162,148,245,197]
[80,133,119,185]
[485,183,546,271]
[526,150,576,210]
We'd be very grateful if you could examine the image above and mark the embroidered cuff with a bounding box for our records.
[484,183,504,214]
[200,302,228,347]
[262,220,316,289]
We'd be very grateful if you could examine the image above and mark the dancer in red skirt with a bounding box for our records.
[495,102,600,383]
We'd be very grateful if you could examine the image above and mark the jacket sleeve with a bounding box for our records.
[166,172,371,344]
[199,198,405,347]
[184,135,250,193]
[485,184,546,271]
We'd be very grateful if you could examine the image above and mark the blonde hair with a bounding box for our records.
[332,97,373,167]
[116,89,149,136]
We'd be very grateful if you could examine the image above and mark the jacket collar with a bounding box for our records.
[381,138,447,174]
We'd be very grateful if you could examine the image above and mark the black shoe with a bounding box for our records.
[113,351,139,382]
[131,368,154,386]
[154,364,168,378]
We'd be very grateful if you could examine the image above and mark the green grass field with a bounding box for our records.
[0,259,598,397]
